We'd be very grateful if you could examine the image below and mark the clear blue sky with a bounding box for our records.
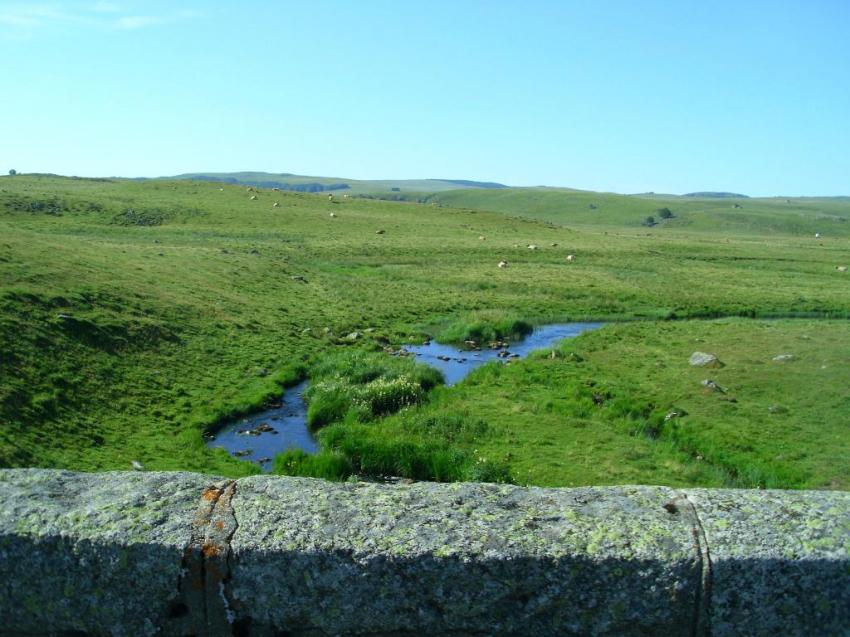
[1,1,848,195]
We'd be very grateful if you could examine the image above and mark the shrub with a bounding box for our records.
[656,207,674,219]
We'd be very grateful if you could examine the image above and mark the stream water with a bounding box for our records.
[405,322,602,386]
[207,322,602,471]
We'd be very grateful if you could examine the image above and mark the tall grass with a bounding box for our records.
[274,414,512,483]
[304,350,443,429]
[435,310,533,344]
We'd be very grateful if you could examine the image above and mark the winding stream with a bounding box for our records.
[207,322,602,471]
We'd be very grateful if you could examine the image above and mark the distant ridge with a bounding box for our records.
[428,179,507,189]
[168,174,348,193]
[683,191,749,199]
[151,172,508,195]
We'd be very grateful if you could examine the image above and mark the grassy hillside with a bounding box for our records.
[387,187,850,237]
[1,174,848,488]
[160,172,507,195]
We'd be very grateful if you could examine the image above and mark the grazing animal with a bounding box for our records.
[328,194,334,201]
[250,195,257,200]
[273,202,280,208]
[343,194,349,199]
[528,244,539,250]
[566,254,575,262]
[837,266,848,272]
[815,232,821,239]
[479,236,486,240]
[272,187,280,191]
[498,261,508,268]
[329,212,337,218]
[218,188,224,191]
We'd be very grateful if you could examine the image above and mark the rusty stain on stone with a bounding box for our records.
[202,486,221,501]
[202,541,221,558]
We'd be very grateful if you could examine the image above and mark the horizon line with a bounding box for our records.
[3,170,849,199]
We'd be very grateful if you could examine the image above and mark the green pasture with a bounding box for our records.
[0,174,847,488]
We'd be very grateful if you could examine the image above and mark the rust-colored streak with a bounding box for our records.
[201,486,221,501]
[215,520,225,530]
[201,541,221,558]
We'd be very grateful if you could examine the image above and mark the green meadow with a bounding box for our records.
[1,174,848,488]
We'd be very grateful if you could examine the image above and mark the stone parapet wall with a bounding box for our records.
[0,469,847,636]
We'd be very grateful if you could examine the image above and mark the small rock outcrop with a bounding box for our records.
[689,352,724,368]
[701,379,726,393]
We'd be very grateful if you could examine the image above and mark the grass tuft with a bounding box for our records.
[435,310,533,344]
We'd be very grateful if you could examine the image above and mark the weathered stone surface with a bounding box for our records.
[229,477,699,636]
[685,488,850,637]
[1,470,849,636]
[0,469,213,636]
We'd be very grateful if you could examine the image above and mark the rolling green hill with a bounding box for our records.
[1,174,848,489]
[379,187,850,237]
[156,171,508,195]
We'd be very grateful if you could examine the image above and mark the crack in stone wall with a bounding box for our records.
[172,480,238,636]
[665,494,713,637]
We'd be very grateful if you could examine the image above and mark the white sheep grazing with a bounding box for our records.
[219,188,224,191]
[273,202,280,208]
[815,232,821,238]
[566,254,575,262]
[498,261,508,268]
[479,236,486,241]
[250,195,258,200]
[528,244,539,250]
[343,194,349,199]
[272,187,280,191]
[837,266,848,272]
[329,212,337,218]
[328,194,334,201]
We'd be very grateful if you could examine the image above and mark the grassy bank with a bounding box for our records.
[1,174,848,487]
[289,319,847,489]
